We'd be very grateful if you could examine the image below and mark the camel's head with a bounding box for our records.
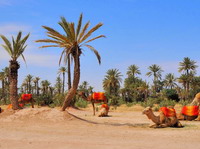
[77,91,85,96]
[142,107,152,115]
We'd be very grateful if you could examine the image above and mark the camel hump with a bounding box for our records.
[21,94,32,101]
[159,107,176,117]
[182,106,199,116]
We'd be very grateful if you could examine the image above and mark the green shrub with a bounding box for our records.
[75,99,88,108]
[178,100,190,106]
[158,99,176,107]
[163,89,180,102]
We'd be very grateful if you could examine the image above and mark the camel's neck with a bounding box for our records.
[145,112,160,124]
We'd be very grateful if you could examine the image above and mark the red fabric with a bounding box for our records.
[159,107,176,117]
[21,94,32,101]
[181,106,199,116]
[101,104,109,111]
[92,92,106,101]
[7,104,24,109]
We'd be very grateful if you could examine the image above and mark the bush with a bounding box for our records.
[158,99,176,107]
[178,100,190,106]
[140,97,163,108]
[163,89,180,102]
[75,99,88,108]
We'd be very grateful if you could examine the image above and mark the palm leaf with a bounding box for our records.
[84,44,101,64]
[78,21,90,42]
[0,35,12,53]
[84,35,105,44]
[76,13,83,40]
[80,23,103,43]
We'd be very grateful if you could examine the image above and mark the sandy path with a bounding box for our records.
[0,106,200,149]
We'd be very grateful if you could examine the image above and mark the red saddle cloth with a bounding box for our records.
[101,104,109,111]
[159,107,176,117]
[7,104,24,109]
[181,106,199,116]
[92,92,106,101]
[21,94,32,101]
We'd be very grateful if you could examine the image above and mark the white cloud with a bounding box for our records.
[0,24,32,37]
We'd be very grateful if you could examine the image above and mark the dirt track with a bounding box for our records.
[0,105,200,149]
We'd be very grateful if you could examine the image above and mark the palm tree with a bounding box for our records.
[0,71,6,104]
[41,80,51,95]
[163,73,177,89]
[178,57,197,94]
[0,31,29,109]
[55,76,62,94]
[58,67,67,94]
[36,14,105,111]
[103,69,122,95]
[146,64,163,93]
[127,64,141,78]
[25,74,33,93]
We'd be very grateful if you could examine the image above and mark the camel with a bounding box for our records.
[78,91,108,116]
[98,104,109,117]
[190,92,200,106]
[18,94,34,108]
[177,93,200,121]
[143,107,183,128]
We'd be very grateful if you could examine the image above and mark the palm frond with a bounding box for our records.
[84,35,105,44]
[0,35,12,53]
[80,23,103,43]
[78,21,90,42]
[76,13,83,40]
[84,44,101,64]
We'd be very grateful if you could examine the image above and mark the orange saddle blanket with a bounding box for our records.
[159,107,176,117]
[21,94,32,101]
[101,104,109,111]
[92,92,106,101]
[181,106,199,116]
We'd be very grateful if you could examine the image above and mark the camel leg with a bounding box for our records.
[92,102,95,116]
[31,98,34,108]
[149,124,159,128]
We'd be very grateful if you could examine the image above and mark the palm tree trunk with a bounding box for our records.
[2,79,6,104]
[62,72,65,94]
[9,60,20,110]
[62,56,80,111]
[67,56,72,90]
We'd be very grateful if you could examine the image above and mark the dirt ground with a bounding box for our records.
[0,104,200,149]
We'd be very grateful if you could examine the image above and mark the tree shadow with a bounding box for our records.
[66,110,149,128]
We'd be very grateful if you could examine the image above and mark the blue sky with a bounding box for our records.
[0,0,200,91]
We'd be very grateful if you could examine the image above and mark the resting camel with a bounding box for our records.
[177,93,200,121]
[18,94,34,108]
[143,107,183,128]
[78,91,108,116]
[98,104,109,117]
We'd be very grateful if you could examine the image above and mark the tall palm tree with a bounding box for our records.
[58,67,67,94]
[35,77,40,96]
[164,73,177,89]
[0,31,29,109]
[55,76,62,94]
[127,64,141,78]
[0,71,6,104]
[36,14,105,111]
[103,69,122,95]
[178,57,197,94]
[146,64,163,93]
[25,74,33,93]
